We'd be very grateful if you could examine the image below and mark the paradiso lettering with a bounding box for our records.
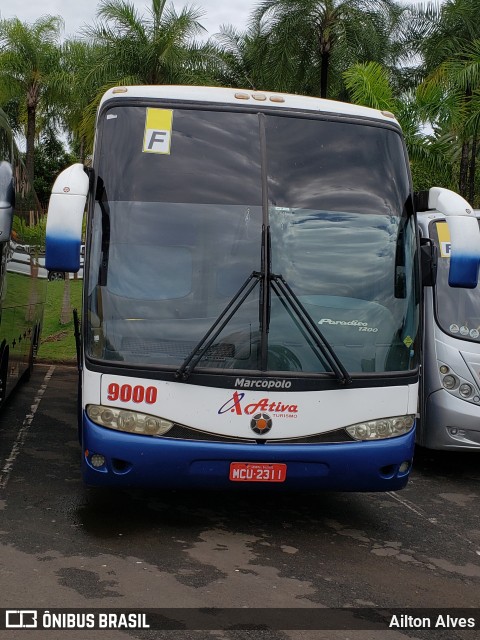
[218,391,298,418]
[318,318,378,332]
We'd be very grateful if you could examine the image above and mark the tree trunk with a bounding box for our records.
[458,139,470,198]
[468,131,477,205]
[79,135,85,164]
[459,87,473,200]
[26,105,36,187]
[320,51,329,99]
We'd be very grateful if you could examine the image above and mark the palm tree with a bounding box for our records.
[251,0,405,98]
[418,40,480,202]
[56,39,101,162]
[0,15,63,186]
[343,61,457,191]
[78,0,221,150]
[214,24,268,90]
[408,0,480,201]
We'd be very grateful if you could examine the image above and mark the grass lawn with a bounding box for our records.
[38,278,83,363]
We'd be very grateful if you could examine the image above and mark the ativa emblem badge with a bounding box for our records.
[250,413,273,435]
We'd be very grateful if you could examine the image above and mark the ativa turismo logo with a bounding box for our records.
[218,391,298,417]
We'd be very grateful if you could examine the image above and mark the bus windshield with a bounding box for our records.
[86,105,418,375]
[431,220,480,343]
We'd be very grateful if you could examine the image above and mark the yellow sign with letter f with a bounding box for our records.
[143,108,173,154]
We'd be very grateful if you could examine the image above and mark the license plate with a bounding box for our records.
[229,462,287,483]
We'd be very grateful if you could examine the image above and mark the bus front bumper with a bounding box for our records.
[81,414,415,491]
[421,389,480,450]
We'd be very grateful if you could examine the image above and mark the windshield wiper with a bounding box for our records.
[175,270,351,384]
[270,274,352,385]
[176,271,261,380]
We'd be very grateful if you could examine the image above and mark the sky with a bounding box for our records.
[3,1,259,40]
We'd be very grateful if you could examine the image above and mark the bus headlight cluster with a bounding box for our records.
[345,415,415,441]
[437,362,479,404]
[442,374,457,390]
[86,405,174,436]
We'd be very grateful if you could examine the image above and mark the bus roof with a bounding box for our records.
[99,85,399,125]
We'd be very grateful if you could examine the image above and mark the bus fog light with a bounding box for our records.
[439,365,449,374]
[86,404,174,437]
[90,454,106,468]
[442,374,458,390]
[459,383,473,398]
[345,415,414,440]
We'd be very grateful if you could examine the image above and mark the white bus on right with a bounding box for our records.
[418,197,480,451]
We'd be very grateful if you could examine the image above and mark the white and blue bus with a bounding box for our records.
[0,108,46,408]
[45,86,480,490]
[417,208,480,450]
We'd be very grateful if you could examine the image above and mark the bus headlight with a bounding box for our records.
[86,405,174,436]
[437,361,479,404]
[345,415,415,441]
[442,374,458,390]
[459,383,473,398]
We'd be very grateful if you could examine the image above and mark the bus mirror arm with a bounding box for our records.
[427,187,480,288]
[420,238,437,287]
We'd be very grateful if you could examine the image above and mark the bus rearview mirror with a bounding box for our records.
[0,161,14,241]
[45,163,88,272]
[426,187,480,289]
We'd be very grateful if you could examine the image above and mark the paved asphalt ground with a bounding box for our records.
[0,363,479,640]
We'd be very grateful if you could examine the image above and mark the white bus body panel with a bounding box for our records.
[83,369,418,439]
[100,86,399,124]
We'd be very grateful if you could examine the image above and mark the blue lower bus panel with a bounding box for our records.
[82,413,415,491]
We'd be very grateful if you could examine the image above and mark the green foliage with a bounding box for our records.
[343,61,396,111]
[251,0,406,98]
[0,15,64,184]
[12,216,47,247]
[76,0,222,152]
[32,131,76,206]
[0,99,22,134]
[411,0,480,202]
[0,1,478,204]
